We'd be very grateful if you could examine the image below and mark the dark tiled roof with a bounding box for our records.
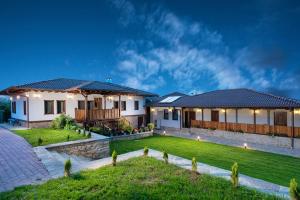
[147,91,187,107]
[1,78,157,96]
[150,89,300,108]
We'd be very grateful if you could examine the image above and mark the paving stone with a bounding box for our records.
[0,127,50,192]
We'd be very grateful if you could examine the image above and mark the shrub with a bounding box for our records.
[147,123,155,131]
[231,162,239,188]
[0,99,11,122]
[144,146,149,156]
[112,150,117,166]
[64,159,72,177]
[163,151,168,164]
[124,125,133,134]
[37,137,43,146]
[290,178,300,200]
[119,118,130,131]
[192,157,197,172]
[87,132,91,138]
[50,114,75,129]
[67,135,70,141]
[144,127,149,132]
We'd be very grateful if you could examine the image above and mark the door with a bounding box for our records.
[138,116,144,128]
[94,98,102,110]
[184,111,196,128]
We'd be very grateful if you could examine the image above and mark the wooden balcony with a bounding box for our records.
[191,120,300,138]
[75,108,120,122]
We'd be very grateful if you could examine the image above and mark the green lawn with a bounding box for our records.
[14,128,87,147]
[0,157,282,200]
[110,135,300,187]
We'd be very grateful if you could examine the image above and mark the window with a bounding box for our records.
[113,101,119,109]
[172,109,178,120]
[88,101,94,110]
[78,101,85,109]
[57,100,66,114]
[134,100,139,110]
[163,109,169,120]
[274,111,287,126]
[12,101,16,114]
[44,100,54,114]
[23,101,27,115]
[211,110,219,122]
[121,101,126,111]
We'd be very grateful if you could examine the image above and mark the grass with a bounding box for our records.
[0,157,282,200]
[14,128,87,147]
[110,135,300,187]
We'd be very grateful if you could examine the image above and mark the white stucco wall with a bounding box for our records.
[9,91,146,122]
[10,96,27,121]
[150,107,300,128]
[151,107,181,129]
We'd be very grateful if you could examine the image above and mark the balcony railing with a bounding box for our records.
[75,108,120,122]
[191,120,300,137]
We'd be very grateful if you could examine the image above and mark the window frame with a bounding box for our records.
[172,109,178,120]
[274,111,287,126]
[163,109,169,120]
[12,101,16,114]
[57,100,66,114]
[113,101,119,109]
[78,101,85,110]
[23,101,27,115]
[121,101,126,111]
[134,100,139,110]
[44,100,54,115]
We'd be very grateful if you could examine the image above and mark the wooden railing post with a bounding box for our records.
[224,109,227,131]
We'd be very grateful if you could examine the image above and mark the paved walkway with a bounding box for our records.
[35,148,289,199]
[157,130,300,158]
[0,127,50,192]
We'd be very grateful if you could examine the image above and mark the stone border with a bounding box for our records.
[45,138,110,159]
[109,131,153,141]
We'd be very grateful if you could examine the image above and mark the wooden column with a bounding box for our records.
[253,109,256,133]
[84,95,88,122]
[291,108,295,149]
[235,109,238,123]
[267,109,271,133]
[179,108,182,129]
[201,108,204,128]
[224,109,227,131]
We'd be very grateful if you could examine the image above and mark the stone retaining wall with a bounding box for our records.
[158,127,300,149]
[110,131,153,141]
[46,138,110,159]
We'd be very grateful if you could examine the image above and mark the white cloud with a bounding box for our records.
[111,0,296,94]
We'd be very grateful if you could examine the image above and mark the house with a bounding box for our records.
[0,78,157,128]
[148,89,300,147]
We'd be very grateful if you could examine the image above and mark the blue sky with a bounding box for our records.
[0,0,300,98]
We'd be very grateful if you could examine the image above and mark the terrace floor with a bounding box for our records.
[0,127,50,192]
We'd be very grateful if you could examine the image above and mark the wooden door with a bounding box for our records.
[211,110,219,122]
[94,98,102,110]
[184,111,196,128]
[274,111,287,126]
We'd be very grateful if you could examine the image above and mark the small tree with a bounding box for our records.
[163,151,168,164]
[231,162,239,188]
[64,159,72,177]
[147,123,155,131]
[38,137,43,146]
[144,146,149,156]
[192,157,197,172]
[112,150,117,166]
[290,178,300,200]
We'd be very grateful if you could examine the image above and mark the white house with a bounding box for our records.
[0,78,157,128]
[147,89,300,147]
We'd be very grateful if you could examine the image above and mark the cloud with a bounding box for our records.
[110,0,299,98]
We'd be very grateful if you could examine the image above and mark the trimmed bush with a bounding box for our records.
[38,137,43,146]
[147,123,155,131]
[231,162,239,188]
[144,146,149,156]
[112,150,117,166]
[192,157,197,172]
[163,151,168,164]
[64,159,72,177]
[290,178,300,200]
